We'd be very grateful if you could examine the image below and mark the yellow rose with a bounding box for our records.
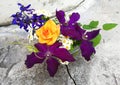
[36,20,60,45]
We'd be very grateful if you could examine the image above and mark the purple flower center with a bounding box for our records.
[82,34,88,40]
[45,51,52,57]
[63,23,68,26]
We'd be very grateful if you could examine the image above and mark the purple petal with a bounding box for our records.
[25,52,45,68]
[80,40,95,61]
[18,3,22,6]
[34,43,47,52]
[75,24,85,36]
[53,48,75,62]
[26,4,31,9]
[46,58,60,77]
[86,29,100,40]
[49,42,62,52]
[74,24,86,40]
[36,52,46,59]
[61,24,85,40]
[63,28,81,40]
[56,10,66,24]
[68,13,80,24]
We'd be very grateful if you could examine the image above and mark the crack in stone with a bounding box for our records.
[4,63,17,78]
[0,0,85,26]
[0,48,4,57]
[50,0,85,18]
[63,0,85,12]
[0,20,11,27]
[0,46,10,68]
[112,73,118,85]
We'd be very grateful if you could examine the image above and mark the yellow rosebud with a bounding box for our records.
[36,20,60,45]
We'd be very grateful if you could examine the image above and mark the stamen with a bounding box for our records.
[82,34,88,40]
[45,51,52,57]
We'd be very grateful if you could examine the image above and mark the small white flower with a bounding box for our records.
[59,59,69,65]
[58,34,73,50]
[27,28,38,43]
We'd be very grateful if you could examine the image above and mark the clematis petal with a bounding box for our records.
[25,52,45,68]
[86,29,100,40]
[53,48,75,62]
[74,24,86,40]
[46,58,60,77]
[56,10,65,24]
[80,40,95,61]
[63,28,80,40]
[36,52,46,59]
[61,24,84,40]
[68,13,80,25]
[34,43,47,52]
[74,24,85,36]
[49,42,62,51]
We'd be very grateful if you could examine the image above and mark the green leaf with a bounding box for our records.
[26,45,39,52]
[83,25,91,29]
[103,23,117,31]
[89,21,99,28]
[82,21,99,30]
[91,34,102,47]
[70,40,81,52]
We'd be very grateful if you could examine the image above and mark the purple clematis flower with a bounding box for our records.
[56,10,100,61]
[77,27,100,61]
[56,10,80,39]
[74,25,100,61]
[25,42,75,77]
[70,24,100,61]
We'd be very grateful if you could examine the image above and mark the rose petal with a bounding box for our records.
[56,10,66,24]
[46,58,60,77]
[53,48,75,62]
[80,40,95,61]
[25,52,45,68]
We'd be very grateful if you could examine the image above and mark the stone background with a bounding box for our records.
[0,0,120,85]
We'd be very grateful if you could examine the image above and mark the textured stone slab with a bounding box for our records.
[0,0,120,85]
[0,0,95,26]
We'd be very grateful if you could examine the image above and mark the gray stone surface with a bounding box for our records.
[0,0,94,26]
[0,0,120,85]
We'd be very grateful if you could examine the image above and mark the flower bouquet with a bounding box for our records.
[11,3,117,85]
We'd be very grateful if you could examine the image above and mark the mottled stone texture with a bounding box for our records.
[0,0,120,85]
[0,0,94,26]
